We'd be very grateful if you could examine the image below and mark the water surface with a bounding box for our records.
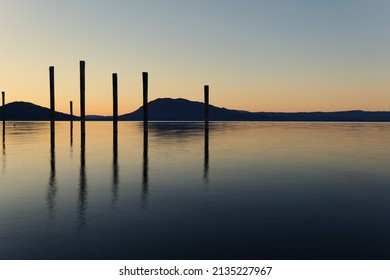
[1,121,390,259]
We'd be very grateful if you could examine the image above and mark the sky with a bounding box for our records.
[1,0,390,115]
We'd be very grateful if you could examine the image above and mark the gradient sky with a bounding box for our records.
[1,0,390,115]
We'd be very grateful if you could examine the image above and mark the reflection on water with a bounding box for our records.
[70,121,74,159]
[78,133,87,232]
[203,127,209,187]
[141,129,149,207]
[46,122,57,224]
[2,123,5,174]
[70,119,73,147]
[112,130,119,206]
[1,121,390,259]
[147,122,205,140]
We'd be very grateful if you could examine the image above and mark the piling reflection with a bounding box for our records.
[78,133,87,231]
[112,130,119,205]
[141,122,212,190]
[203,127,209,187]
[141,129,149,207]
[50,121,55,150]
[47,122,57,223]
[69,120,74,159]
[147,122,204,139]
[70,119,73,147]
[2,122,5,173]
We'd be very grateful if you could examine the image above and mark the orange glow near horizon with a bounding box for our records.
[2,62,390,116]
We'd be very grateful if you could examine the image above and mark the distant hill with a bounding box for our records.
[0,101,76,121]
[119,98,252,121]
[250,110,390,121]
[2,98,390,121]
[119,98,390,121]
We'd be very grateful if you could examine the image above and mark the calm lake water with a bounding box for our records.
[1,121,390,260]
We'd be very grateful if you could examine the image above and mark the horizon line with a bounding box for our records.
[2,98,390,118]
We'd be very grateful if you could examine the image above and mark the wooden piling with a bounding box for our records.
[48,66,55,150]
[80,61,86,135]
[142,72,148,130]
[2,91,5,166]
[2,91,5,122]
[70,101,73,145]
[204,85,209,128]
[112,73,118,133]
[112,72,118,201]
[49,66,55,122]
[70,101,73,121]
[2,91,4,148]
[203,85,210,182]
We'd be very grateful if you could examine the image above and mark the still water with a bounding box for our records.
[1,121,390,259]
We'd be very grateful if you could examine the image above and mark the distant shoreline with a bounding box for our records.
[2,98,390,122]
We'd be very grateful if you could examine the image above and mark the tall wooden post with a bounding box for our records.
[49,66,55,152]
[70,101,73,145]
[2,91,5,122]
[142,72,149,203]
[80,61,86,136]
[112,73,118,133]
[49,66,55,122]
[204,85,209,129]
[70,101,73,121]
[79,61,86,228]
[142,72,149,198]
[2,91,4,152]
[143,72,148,131]
[112,73,119,203]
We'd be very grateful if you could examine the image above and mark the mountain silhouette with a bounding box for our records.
[119,98,390,121]
[0,101,76,121]
[119,98,252,121]
[2,98,390,121]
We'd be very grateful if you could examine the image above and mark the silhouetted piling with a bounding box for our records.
[112,73,118,133]
[143,72,148,131]
[204,85,209,129]
[70,101,73,121]
[80,61,86,136]
[78,61,87,228]
[70,101,73,146]
[1,91,5,122]
[204,85,210,185]
[49,66,55,122]
[2,91,4,154]
[111,73,119,202]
